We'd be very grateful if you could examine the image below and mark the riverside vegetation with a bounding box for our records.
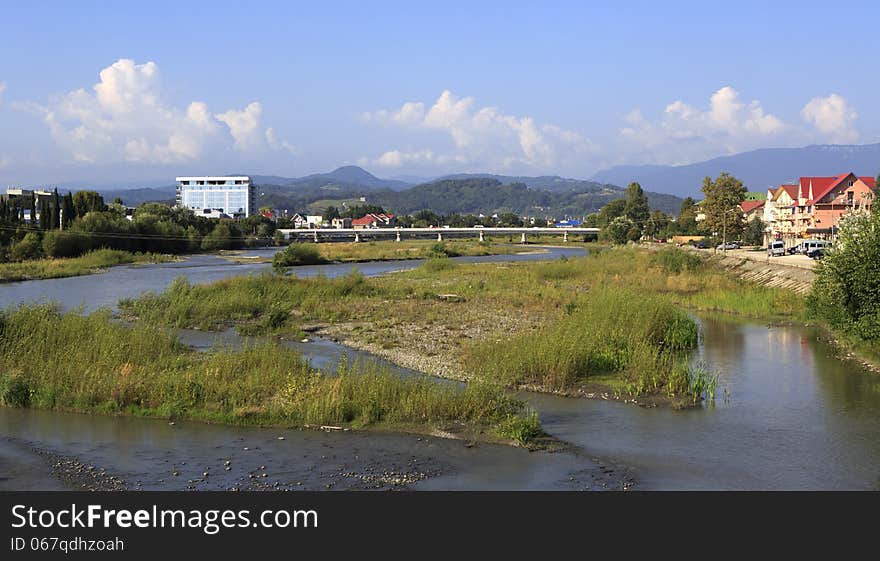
[269,240,542,270]
[0,304,541,445]
[120,246,796,406]
[0,249,174,282]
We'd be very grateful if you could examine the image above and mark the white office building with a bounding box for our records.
[175,176,254,218]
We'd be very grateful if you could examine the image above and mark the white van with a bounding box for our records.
[767,241,786,257]
[799,239,832,254]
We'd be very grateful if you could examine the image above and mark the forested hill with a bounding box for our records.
[368,178,682,216]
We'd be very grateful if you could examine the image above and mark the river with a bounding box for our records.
[2,247,878,490]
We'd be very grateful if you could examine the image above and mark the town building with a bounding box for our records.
[175,176,254,218]
[352,213,395,229]
[331,217,353,229]
[291,214,324,228]
[764,173,875,243]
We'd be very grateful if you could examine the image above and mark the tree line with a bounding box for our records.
[0,190,281,263]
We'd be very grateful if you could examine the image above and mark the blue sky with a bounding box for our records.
[0,0,877,186]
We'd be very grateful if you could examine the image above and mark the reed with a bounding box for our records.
[0,304,541,442]
[0,249,172,282]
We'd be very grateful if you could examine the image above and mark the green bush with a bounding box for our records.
[42,230,84,258]
[9,232,43,261]
[272,244,327,270]
[808,211,880,343]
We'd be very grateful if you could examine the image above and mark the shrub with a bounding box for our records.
[9,232,43,261]
[808,211,880,342]
[272,244,327,270]
[42,230,84,258]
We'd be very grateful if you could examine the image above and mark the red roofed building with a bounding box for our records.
[740,199,765,218]
[352,213,395,229]
[792,173,875,238]
[762,174,875,244]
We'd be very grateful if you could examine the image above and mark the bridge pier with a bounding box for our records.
[313,230,318,242]
[478,230,484,242]
[521,232,526,244]
[354,232,360,243]
[437,232,443,242]
[395,230,401,242]
[563,231,568,243]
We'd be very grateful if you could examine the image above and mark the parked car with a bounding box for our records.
[786,245,800,255]
[807,248,825,259]
[767,241,786,257]
[716,242,740,250]
[693,241,709,249]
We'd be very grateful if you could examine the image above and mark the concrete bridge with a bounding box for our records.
[277,227,600,244]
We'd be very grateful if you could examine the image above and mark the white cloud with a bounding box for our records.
[619,86,787,164]
[361,90,595,170]
[0,82,7,104]
[801,93,859,143]
[265,127,297,155]
[216,102,265,152]
[28,59,293,164]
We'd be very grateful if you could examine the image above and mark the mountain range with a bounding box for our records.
[592,143,880,197]
[98,166,683,216]
[93,142,880,216]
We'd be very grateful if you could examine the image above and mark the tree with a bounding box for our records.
[61,192,75,227]
[597,199,627,227]
[676,197,699,234]
[51,189,61,229]
[645,210,670,238]
[743,218,766,246]
[324,206,341,220]
[699,173,747,241]
[624,182,650,232]
[601,216,637,244]
[808,210,880,340]
[10,232,43,261]
[72,190,106,217]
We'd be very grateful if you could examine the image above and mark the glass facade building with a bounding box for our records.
[175,176,254,218]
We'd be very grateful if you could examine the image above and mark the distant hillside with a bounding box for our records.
[253,166,412,191]
[93,166,683,217]
[438,173,613,193]
[368,178,681,217]
[592,143,880,198]
[101,186,175,206]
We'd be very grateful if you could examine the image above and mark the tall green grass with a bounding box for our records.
[0,249,171,282]
[462,285,699,397]
[0,304,541,442]
[120,270,388,332]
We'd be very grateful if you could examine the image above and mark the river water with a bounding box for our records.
[2,248,878,490]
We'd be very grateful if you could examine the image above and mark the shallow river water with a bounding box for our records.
[2,247,879,490]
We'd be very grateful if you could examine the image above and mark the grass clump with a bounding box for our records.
[0,304,543,443]
[0,249,172,282]
[462,285,699,398]
[272,244,328,271]
[651,247,704,273]
[120,270,384,333]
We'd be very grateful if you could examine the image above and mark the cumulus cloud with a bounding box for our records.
[619,86,786,164]
[361,90,595,170]
[0,82,7,104]
[265,127,297,154]
[801,93,859,143]
[28,59,293,164]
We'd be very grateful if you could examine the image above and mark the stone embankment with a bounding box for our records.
[685,246,815,294]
